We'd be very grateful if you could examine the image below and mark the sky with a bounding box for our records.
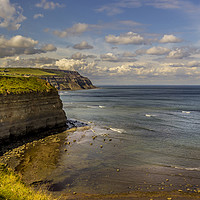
[1,0,200,85]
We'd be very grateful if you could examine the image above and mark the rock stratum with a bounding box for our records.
[0,77,67,150]
[40,70,96,91]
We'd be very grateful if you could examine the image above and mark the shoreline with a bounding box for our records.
[1,119,200,199]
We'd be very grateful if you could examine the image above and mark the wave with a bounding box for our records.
[110,128,125,133]
[162,164,200,172]
[87,105,105,109]
[145,114,156,117]
[182,111,191,114]
[173,166,200,172]
[59,91,69,95]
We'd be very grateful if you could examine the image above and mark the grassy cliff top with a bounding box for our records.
[0,76,56,95]
[0,68,56,77]
[0,67,78,77]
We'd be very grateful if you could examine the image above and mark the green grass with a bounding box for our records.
[0,76,56,95]
[0,164,54,200]
[0,68,56,77]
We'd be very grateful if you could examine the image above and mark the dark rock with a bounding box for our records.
[0,90,67,154]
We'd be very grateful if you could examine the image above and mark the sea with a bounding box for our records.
[51,86,200,194]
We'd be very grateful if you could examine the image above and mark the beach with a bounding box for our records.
[1,86,200,199]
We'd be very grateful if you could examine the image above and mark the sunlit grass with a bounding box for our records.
[0,164,54,200]
[0,68,56,76]
[0,76,56,95]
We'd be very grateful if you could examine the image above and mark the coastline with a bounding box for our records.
[1,119,200,199]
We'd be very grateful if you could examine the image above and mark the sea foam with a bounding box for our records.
[110,128,125,133]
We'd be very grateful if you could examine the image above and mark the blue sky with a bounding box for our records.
[1,0,200,85]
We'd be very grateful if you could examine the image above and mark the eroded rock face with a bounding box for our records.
[0,91,67,142]
[41,70,96,90]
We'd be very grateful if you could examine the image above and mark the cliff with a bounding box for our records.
[0,76,67,150]
[0,68,96,91]
[41,70,96,90]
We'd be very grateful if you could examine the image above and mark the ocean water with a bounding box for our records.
[55,86,200,194]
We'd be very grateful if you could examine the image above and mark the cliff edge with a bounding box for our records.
[0,76,67,149]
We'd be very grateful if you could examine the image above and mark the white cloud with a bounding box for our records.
[33,13,44,19]
[136,46,170,55]
[53,23,89,38]
[146,46,171,55]
[55,58,87,71]
[105,32,146,45]
[35,0,65,10]
[100,52,137,62]
[0,35,57,58]
[159,34,182,43]
[73,41,93,50]
[0,0,26,30]
[55,58,101,75]
[109,65,133,74]
[167,48,190,59]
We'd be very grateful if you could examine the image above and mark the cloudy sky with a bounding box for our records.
[1,0,200,85]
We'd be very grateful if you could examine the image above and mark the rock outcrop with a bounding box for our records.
[0,90,67,144]
[40,70,96,90]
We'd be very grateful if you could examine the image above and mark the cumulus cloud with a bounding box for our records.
[100,52,136,62]
[146,46,171,55]
[53,23,89,38]
[159,34,182,43]
[33,13,44,19]
[54,58,102,76]
[167,48,190,59]
[73,41,93,50]
[136,46,170,55]
[35,0,65,10]
[0,35,57,58]
[41,44,57,51]
[0,0,26,30]
[105,32,146,45]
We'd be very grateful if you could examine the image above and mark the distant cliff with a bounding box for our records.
[40,70,96,91]
[0,68,96,91]
[0,76,67,149]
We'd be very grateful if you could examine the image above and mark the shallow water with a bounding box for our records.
[51,86,200,194]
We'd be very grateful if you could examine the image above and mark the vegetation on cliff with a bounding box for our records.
[0,76,56,95]
[0,68,96,91]
[0,68,55,77]
[0,163,53,200]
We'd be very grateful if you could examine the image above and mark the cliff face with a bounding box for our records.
[40,70,96,90]
[0,91,67,143]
